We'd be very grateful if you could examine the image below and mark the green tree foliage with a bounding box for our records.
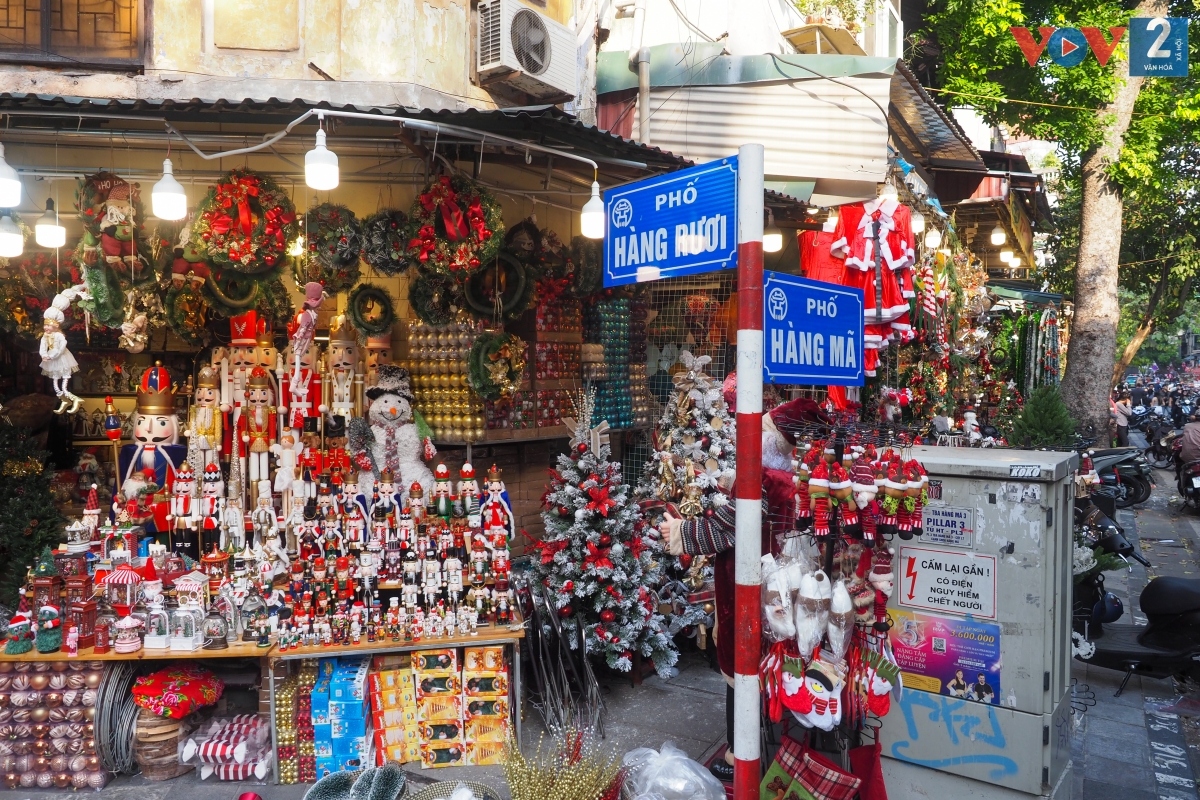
[0,425,65,606]
[1012,386,1078,447]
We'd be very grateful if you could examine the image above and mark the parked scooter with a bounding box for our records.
[1089,448,1154,507]
[1142,419,1179,469]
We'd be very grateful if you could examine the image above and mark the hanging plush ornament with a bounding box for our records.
[361,209,412,276]
[294,203,364,294]
[74,173,152,287]
[404,175,503,277]
[191,168,298,274]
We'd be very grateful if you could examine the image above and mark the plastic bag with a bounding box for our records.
[794,570,831,655]
[761,555,795,641]
[826,579,855,661]
[624,742,725,800]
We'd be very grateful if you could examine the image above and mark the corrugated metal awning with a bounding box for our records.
[597,46,985,206]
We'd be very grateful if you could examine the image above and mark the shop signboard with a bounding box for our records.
[603,156,738,287]
[762,271,864,386]
[898,545,997,620]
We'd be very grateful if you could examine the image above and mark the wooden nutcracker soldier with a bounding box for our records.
[239,366,277,507]
[255,318,282,408]
[185,366,222,471]
[118,362,186,536]
[169,462,199,560]
[363,330,393,391]
[197,463,225,556]
[326,314,362,419]
[297,417,322,500]
[220,310,260,457]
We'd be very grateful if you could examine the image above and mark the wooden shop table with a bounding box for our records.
[0,639,273,662]
[265,614,526,784]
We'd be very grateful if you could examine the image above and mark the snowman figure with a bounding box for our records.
[348,365,434,495]
[781,656,845,731]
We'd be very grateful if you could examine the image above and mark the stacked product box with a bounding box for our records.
[462,645,509,766]
[370,654,420,766]
[414,648,465,769]
[314,658,372,777]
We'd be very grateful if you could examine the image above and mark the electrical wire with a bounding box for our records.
[667,0,718,42]
[927,87,1165,118]
[95,660,140,775]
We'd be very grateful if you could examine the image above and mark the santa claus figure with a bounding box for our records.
[118,362,186,536]
[480,465,515,545]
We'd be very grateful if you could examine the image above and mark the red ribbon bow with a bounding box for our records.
[420,177,469,242]
[584,542,613,571]
[586,486,616,517]
[217,175,261,238]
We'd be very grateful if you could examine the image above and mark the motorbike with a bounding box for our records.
[1089,448,1154,507]
[1142,420,1179,469]
[1176,455,1200,510]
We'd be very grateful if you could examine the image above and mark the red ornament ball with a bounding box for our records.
[577,443,588,454]
[559,605,573,618]
[599,534,612,547]
[622,650,632,660]
[594,626,607,639]
[600,609,616,623]
[562,580,574,593]
[558,506,570,517]
[704,508,715,518]
[589,474,600,483]
[679,554,693,569]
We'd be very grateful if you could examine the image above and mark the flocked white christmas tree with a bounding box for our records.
[532,388,678,676]
[635,351,736,637]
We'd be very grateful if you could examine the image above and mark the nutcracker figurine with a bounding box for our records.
[363,330,393,391]
[250,480,278,550]
[457,463,480,520]
[326,315,362,420]
[169,462,199,559]
[480,465,515,545]
[185,366,223,470]
[432,464,454,519]
[220,311,260,457]
[117,362,186,535]
[239,367,277,507]
[196,463,225,557]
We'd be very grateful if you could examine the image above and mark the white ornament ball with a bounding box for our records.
[610,543,624,557]
[575,509,587,522]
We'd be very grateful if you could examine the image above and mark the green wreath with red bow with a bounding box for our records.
[405,175,503,277]
[190,168,298,275]
[293,203,363,294]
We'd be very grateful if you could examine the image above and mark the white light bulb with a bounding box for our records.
[0,144,20,208]
[34,198,65,249]
[990,224,1006,246]
[0,214,24,258]
[580,181,604,239]
[152,159,188,221]
[305,128,339,191]
[923,227,942,249]
[289,236,305,257]
[999,249,1013,263]
[910,212,925,234]
[1009,256,1022,268]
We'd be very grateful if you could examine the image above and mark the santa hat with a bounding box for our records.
[850,456,877,495]
[8,596,31,629]
[883,462,905,491]
[142,558,158,582]
[808,460,830,489]
[769,397,831,444]
[85,484,99,513]
[828,463,852,491]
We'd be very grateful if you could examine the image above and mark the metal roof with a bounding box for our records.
[888,62,984,173]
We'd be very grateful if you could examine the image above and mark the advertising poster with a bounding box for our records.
[889,608,1002,704]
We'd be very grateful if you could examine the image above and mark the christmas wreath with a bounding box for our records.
[405,174,503,276]
[73,172,153,285]
[347,283,396,337]
[203,265,265,317]
[468,331,527,401]
[254,276,295,327]
[294,203,363,294]
[462,251,532,322]
[164,283,210,347]
[408,269,456,326]
[191,168,298,275]
[361,209,412,276]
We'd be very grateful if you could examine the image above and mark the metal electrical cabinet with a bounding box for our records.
[878,447,1076,800]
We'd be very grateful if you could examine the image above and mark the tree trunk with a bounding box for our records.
[1111,262,1171,384]
[1058,0,1166,434]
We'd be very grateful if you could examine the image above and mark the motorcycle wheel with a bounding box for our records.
[1148,449,1175,470]
[1123,475,1152,505]
[1113,481,1136,509]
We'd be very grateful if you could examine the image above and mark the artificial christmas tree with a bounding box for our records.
[635,351,736,637]
[533,389,678,676]
[1011,386,1076,448]
[0,424,65,607]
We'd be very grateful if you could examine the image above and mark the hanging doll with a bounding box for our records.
[869,547,895,632]
[41,285,88,414]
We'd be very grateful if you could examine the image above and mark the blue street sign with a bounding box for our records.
[762,271,864,386]
[603,156,738,287]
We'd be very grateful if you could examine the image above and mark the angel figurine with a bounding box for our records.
[41,286,88,414]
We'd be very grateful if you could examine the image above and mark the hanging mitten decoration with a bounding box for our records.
[864,647,901,717]
[790,654,846,731]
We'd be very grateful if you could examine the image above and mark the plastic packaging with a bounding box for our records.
[794,570,831,656]
[624,742,725,800]
[761,555,795,641]
[826,579,855,660]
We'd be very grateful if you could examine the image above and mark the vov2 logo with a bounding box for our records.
[1010,17,1188,76]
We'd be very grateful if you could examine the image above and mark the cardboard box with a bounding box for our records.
[329,698,367,719]
[378,741,421,765]
[313,723,332,756]
[411,648,457,673]
[418,719,463,742]
[465,738,507,766]
[464,715,508,743]
[368,670,400,693]
[420,740,466,769]
[331,662,369,701]
[463,696,509,721]
[415,672,461,699]
[463,646,505,672]
[416,695,463,723]
[370,687,416,711]
[373,707,419,730]
[333,734,370,760]
[371,654,412,671]
[331,715,366,738]
[315,756,339,779]
[462,673,509,698]
[310,681,330,723]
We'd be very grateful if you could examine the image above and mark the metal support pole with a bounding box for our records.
[733,142,764,800]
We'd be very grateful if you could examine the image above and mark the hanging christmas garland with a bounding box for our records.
[164,283,210,347]
[361,209,412,276]
[293,203,363,293]
[191,168,298,275]
[468,331,527,401]
[347,283,396,337]
[405,174,503,276]
[568,235,603,297]
[408,269,456,326]
[78,261,126,328]
[462,251,532,322]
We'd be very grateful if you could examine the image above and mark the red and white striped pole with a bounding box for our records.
[733,142,764,800]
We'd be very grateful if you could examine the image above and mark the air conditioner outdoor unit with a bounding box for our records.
[477,0,576,100]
